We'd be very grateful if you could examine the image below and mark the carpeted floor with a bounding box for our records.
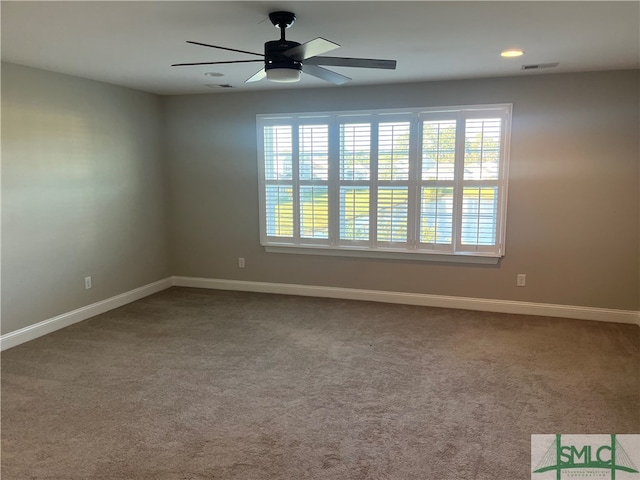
[2,287,639,479]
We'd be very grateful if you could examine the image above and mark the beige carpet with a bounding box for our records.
[2,287,639,479]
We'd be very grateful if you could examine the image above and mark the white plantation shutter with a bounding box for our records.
[421,120,456,181]
[299,124,329,181]
[340,186,370,241]
[377,121,411,245]
[420,186,453,245]
[419,119,456,248]
[339,123,371,243]
[263,125,293,238]
[258,105,511,262]
[340,123,370,182]
[378,122,410,181]
[264,125,293,181]
[463,118,501,181]
[461,186,497,246]
[460,117,503,251]
[299,124,329,240]
[377,187,408,243]
[265,185,294,237]
[300,185,328,239]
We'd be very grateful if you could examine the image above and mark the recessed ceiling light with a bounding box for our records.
[501,49,524,58]
[204,72,224,77]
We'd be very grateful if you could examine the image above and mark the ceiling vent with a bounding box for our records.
[205,84,234,89]
[521,62,560,70]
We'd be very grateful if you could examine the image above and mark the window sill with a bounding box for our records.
[263,244,502,265]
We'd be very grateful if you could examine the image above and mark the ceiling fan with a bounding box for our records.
[172,11,397,85]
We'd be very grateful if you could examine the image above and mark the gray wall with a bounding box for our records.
[1,63,170,335]
[164,70,640,311]
[2,65,638,339]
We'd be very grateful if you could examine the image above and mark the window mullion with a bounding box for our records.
[328,116,340,246]
[407,113,421,250]
[292,121,301,245]
[452,114,465,253]
[369,119,379,248]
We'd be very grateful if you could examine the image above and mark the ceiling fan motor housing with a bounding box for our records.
[264,40,302,72]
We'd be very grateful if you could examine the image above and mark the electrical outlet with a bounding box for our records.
[516,274,526,287]
[84,276,92,290]
[238,257,245,268]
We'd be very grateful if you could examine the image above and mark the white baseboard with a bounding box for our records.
[173,276,640,327]
[0,277,173,351]
[3,276,637,351]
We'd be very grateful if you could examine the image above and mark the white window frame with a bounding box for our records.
[257,104,512,265]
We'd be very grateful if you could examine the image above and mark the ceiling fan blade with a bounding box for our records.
[283,37,340,61]
[186,41,264,57]
[246,68,267,83]
[302,64,350,85]
[172,60,264,67]
[305,56,397,70]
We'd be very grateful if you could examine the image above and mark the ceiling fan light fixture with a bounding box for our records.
[173,10,396,86]
[266,67,301,83]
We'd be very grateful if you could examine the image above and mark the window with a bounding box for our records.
[258,104,511,264]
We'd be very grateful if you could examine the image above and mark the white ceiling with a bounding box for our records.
[2,1,639,95]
